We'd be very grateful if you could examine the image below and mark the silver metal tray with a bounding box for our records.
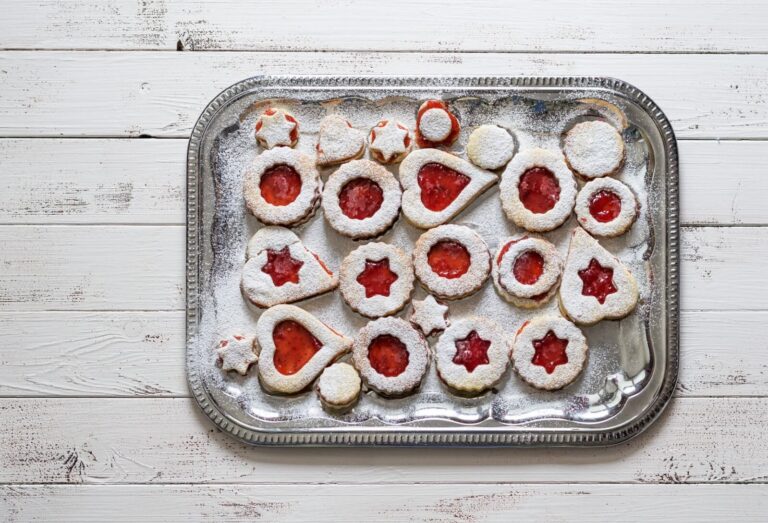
[186,76,679,447]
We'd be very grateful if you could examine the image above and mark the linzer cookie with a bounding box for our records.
[352,317,429,397]
[415,100,460,148]
[368,120,412,164]
[492,236,563,309]
[255,108,299,149]
[400,149,497,229]
[340,242,414,318]
[467,124,516,170]
[413,224,490,300]
[499,148,577,232]
[316,115,366,166]
[409,295,450,337]
[512,316,588,391]
[435,317,511,395]
[316,362,362,412]
[321,159,402,240]
[563,120,625,179]
[256,304,352,395]
[243,147,321,227]
[241,227,337,308]
[559,227,639,325]
[575,177,638,237]
[216,334,259,375]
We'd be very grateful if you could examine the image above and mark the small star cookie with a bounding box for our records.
[369,120,412,164]
[409,295,449,337]
[216,334,259,375]
[255,108,299,149]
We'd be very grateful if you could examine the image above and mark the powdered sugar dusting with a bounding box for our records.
[563,120,625,179]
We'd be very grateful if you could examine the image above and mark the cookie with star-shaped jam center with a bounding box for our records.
[368,119,412,164]
[215,334,259,375]
[409,295,449,337]
[492,235,564,309]
[255,108,299,149]
[575,177,638,237]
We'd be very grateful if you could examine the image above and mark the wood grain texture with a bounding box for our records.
[1,52,767,138]
[2,484,767,522]
[2,139,766,225]
[2,1,767,53]
[1,397,766,484]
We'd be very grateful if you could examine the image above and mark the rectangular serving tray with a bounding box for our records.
[186,76,679,447]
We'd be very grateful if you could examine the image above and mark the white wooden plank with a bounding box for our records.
[2,1,767,53]
[0,139,186,225]
[1,52,767,139]
[2,139,766,226]
[1,484,767,522]
[0,397,765,484]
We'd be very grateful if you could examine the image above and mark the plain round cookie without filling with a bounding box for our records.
[467,125,515,170]
[563,120,625,179]
[316,362,362,412]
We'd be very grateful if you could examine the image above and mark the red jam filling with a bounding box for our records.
[452,330,491,372]
[272,320,323,376]
[417,163,470,212]
[578,258,617,304]
[356,258,399,298]
[415,100,460,147]
[338,177,384,220]
[256,109,299,143]
[513,251,545,285]
[261,246,304,287]
[259,164,302,206]
[518,167,560,214]
[531,330,569,374]
[589,190,622,223]
[427,240,471,279]
[368,334,409,377]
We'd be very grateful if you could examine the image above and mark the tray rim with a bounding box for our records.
[186,75,679,447]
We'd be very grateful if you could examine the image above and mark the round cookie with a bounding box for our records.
[415,100,460,148]
[492,236,564,309]
[466,125,515,170]
[255,108,299,149]
[316,362,362,413]
[368,120,412,164]
[563,120,625,179]
[575,177,638,237]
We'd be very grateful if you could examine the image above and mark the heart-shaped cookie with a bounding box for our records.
[558,227,639,325]
[316,115,366,166]
[257,304,353,394]
[241,227,338,308]
[400,149,498,229]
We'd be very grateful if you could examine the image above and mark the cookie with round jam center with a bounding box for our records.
[367,334,410,377]
[259,164,303,206]
[518,166,561,214]
[338,177,384,219]
[427,240,471,279]
[513,250,545,285]
[589,190,622,223]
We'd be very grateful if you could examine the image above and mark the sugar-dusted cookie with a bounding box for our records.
[316,115,366,167]
[563,120,625,179]
[400,149,498,229]
[321,159,402,240]
[244,147,321,227]
[512,316,588,391]
[575,177,638,237]
[413,224,490,300]
[499,147,577,232]
[340,242,414,318]
[559,227,639,325]
[255,108,299,149]
[241,227,337,308]
[316,362,362,413]
[352,317,430,397]
[216,334,259,375]
[492,235,564,309]
[415,100,460,148]
[435,317,511,395]
[256,304,352,394]
[409,294,449,337]
[466,124,515,170]
[368,119,412,164]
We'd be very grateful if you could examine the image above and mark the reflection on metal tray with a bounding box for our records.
[186,76,679,447]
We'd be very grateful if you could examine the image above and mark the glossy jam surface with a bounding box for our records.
[259,164,302,206]
[261,246,304,287]
[272,320,323,376]
[417,163,470,212]
[518,167,560,214]
[589,190,622,223]
[416,100,460,147]
[356,258,399,298]
[531,330,569,374]
[427,240,471,279]
[578,258,617,304]
[338,177,384,220]
[513,251,545,285]
[452,330,491,372]
[368,334,409,377]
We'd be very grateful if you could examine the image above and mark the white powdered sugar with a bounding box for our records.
[435,317,511,395]
[409,295,449,337]
[368,120,412,164]
[321,159,402,239]
[563,120,625,179]
[575,177,639,237]
[339,242,414,318]
[216,334,260,375]
[419,107,453,142]
[243,147,321,226]
[466,124,516,170]
[512,315,588,391]
[499,147,577,232]
[495,236,563,299]
[316,362,362,410]
[316,114,366,166]
[255,108,299,149]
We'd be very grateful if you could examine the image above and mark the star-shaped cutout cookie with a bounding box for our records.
[216,334,259,375]
[255,108,299,149]
[409,295,449,337]
[369,120,411,164]
[356,258,399,298]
